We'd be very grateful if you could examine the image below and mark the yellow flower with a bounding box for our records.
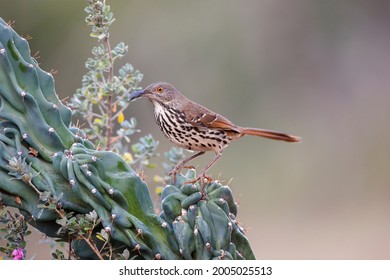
[153,175,164,183]
[155,186,163,196]
[122,152,133,163]
[117,111,125,124]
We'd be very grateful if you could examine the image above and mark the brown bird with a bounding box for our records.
[128,82,301,183]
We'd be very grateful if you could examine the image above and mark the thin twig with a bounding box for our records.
[81,235,104,260]
[103,35,114,150]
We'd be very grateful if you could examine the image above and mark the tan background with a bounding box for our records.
[1,0,390,259]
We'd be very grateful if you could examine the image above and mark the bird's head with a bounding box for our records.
[127,82,179,104]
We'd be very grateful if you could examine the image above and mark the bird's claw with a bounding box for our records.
[182,165,195,170]
[184,173,213,185]
[169,165,196,184]
[169,164,212,185]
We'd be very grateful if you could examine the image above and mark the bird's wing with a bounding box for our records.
[183,103,241,133]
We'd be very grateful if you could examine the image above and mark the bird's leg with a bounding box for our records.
[181,165,196,170]
[169,151,205,184]
[185,152,222,184]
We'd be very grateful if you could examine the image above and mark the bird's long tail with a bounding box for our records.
[241,127,302,143]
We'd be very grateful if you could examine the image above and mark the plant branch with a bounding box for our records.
[103,35,114,150]
[81,235,104,260]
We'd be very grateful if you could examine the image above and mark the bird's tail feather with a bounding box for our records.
[241,127,302,143]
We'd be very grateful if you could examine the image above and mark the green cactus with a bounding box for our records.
[162,171,254,259]
[0,18,255,260]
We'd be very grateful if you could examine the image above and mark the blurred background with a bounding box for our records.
[1,0,390,259]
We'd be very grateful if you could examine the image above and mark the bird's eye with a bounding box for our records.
[156,87,164,93]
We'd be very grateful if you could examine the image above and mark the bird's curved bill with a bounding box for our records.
[127,89,145,101]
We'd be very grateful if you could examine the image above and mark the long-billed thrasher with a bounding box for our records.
[128,82,301,183]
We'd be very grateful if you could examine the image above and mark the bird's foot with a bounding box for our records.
[169,165,197,184]
[182,165,195,170]
[168,166,181,184]
[169,172,178,185]
[184,173,213,185]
